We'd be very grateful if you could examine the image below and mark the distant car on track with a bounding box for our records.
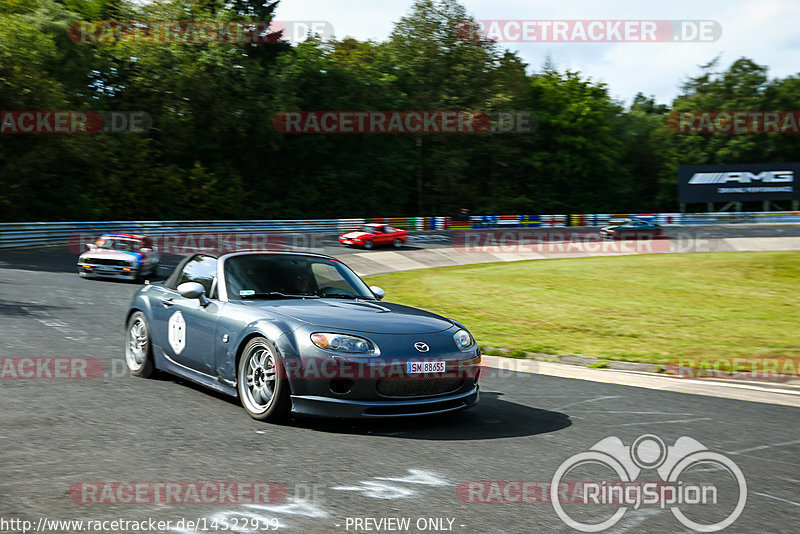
[600,219,663,239]
[78,233,160,281]
[339,224,408,249]
[124,251,480,421]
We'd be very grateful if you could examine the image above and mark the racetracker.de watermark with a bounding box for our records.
[272,111,536,134]
[0,357,104,379]
[667,110,800,134]
[666,357,800,382]
[454,230,663,254]
[0,111,151,134]
[457,20,721,42]
[245,357,483,381]
[68,20,333,45]
[452,230,725,255]
[67,232,327,255]
[458,480,687,504]
[69,482,286,505]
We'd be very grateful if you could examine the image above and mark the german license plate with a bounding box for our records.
[407,361,446,374]
[342,240,352,244]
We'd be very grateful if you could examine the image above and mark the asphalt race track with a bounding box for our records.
[1,229,799,534]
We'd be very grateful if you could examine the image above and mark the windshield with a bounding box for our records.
[95,237,141,252]
[361,225,380,233]
[224,254,375,300]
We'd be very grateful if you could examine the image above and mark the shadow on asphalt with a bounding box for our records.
[0,248,80,273]
[291,391,572,440]
[158,376,571,440]
[0,248,182,278]
[0,298,73,317]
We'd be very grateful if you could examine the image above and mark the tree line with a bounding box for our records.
[1,0,798,222]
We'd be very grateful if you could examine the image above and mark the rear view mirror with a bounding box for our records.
[370,286,386,300]
[178,282,211,307]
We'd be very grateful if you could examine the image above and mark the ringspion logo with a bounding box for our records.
[550,435,746,532]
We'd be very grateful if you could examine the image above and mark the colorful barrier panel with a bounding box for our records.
[585,214,611,226]
[4,211,800,249]
[540,215,567,227]
[655,213,682,225]
[569,214,585,227]
[521,215,541,227]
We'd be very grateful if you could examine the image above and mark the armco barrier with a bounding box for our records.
[2,212,800,249]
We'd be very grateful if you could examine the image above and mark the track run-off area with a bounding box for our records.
[1,225,799,533]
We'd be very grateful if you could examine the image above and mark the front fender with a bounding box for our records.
[218,318,301,385]
[126,286,156,326]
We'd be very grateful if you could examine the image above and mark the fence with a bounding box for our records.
[1,212,799,249]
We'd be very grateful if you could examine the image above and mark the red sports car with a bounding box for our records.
[338,224,408,249]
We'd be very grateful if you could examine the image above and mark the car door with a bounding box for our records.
[379,226,394,245]
[155,255,221,375]
[383,225,404,243]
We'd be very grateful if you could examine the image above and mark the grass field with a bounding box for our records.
[368,251,800,367]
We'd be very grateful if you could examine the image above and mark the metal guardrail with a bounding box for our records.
[0,220,357,250]
[1,212,799,249]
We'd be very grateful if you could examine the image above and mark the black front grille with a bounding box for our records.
[89,258,130,266]
[376,378,465,398]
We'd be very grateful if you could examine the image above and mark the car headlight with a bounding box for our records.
[453,329,474,350]
[311,333,378,355]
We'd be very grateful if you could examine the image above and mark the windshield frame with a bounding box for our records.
[218,252,376,303]
[95,236,142,252]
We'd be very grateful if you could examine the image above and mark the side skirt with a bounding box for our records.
[152,345,238,398]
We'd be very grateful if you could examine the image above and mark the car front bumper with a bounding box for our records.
[78,265,138,280]
[290,385,479,418]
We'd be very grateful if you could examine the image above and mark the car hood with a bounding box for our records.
[341,231,371,239]
[245,299,454,334]
[81,249,141,261]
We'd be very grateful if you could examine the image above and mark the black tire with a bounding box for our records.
[393,238,403,248]
[237,337,291,422]
[363,239,374,250]
[134,263,155,283]
[125,311,154,378]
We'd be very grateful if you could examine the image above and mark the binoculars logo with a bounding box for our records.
[551,434,747,532]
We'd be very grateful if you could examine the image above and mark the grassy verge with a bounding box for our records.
[368,251,800,367]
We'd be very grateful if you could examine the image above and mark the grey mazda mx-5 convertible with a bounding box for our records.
[125,251,480,421]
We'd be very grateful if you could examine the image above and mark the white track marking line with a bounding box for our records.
[729,439,800,454]
[553,395,622,410]
[753,492,800,507]
[612,417,713,427]
[480,355,800,408]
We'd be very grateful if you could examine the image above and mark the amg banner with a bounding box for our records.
[678,163,800,203]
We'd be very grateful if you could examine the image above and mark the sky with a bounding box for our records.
[271,0,800,106]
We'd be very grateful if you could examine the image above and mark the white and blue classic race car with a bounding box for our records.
[78,233,160,281]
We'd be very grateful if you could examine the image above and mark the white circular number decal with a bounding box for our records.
[168,310,186,355]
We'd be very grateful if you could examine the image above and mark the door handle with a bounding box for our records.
[161,298,174,308]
